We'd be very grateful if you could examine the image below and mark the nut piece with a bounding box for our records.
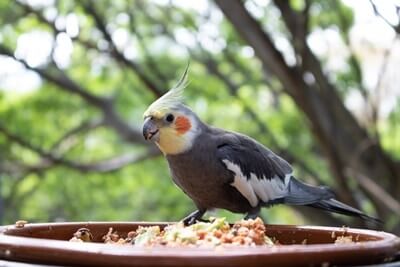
[15,220,28,228]
[70,228,93,242]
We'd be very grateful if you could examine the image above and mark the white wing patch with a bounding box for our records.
[222,159,291,207]
[223,159,258,207]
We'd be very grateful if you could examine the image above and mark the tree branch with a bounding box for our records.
[371,36,398,139]
[4,148,160,217]
[0,119,103,176]
[347,169,400,217]
[81,0,163,97]
[215,0,400,220]
[273,0,400,214]
[71,149,160,172]
[1,119,159,214]
[127,10,170,86]
[17,2,101,52]
[0,177,4,224]
[0,44,146,144]
[49,118,105,153]
[19,1,165,98]
[369,0,400,34]
[0,122,158,174]
[13,2,161,145]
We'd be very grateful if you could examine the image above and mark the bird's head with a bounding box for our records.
[142,66,201,155]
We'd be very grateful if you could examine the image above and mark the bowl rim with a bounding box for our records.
[1,221,399,256]
[1,221,399,267]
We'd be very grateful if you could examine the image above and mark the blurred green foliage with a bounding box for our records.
[0,0,399,228]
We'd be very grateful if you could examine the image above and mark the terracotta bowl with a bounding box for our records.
[0,222,399,267]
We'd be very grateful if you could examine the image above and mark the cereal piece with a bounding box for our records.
[335,235,354,244]
[69,237,84,242]
[103,227,115,244]
[15,220,27,228]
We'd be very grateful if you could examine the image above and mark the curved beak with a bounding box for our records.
[142,117,159,141]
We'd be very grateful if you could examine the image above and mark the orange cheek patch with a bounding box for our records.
[175,116,191,135]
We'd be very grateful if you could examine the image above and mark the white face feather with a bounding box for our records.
[156,114,200,155]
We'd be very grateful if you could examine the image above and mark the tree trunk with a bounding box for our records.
[214,0,399,221]
[0,177,3,225]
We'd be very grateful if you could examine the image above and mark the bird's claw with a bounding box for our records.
[182,209,206,226]
[244,206,261,220]
[183,216,197,226]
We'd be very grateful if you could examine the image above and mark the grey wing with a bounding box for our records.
[216,133,293,207]
[216,132,333,207]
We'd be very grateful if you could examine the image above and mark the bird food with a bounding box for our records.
[70,217,275,247]
[14,220,28,228]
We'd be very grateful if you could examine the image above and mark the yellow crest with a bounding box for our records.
[144,64,189,118]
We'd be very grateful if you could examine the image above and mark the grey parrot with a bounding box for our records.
[142,68,379,225]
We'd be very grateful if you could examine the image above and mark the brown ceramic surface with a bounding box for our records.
[0,222,399,267]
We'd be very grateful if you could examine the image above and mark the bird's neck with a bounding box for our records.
[156,133,194,155]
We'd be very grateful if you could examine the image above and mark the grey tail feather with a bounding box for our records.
[308,199,382,224]
[284,177,335,205]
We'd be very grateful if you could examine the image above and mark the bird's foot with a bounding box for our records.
[182,209,206,226]
[244,207,261,220]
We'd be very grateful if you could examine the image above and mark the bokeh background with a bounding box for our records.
[0,0,399,234]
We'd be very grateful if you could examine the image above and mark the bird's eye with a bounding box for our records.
[165,113,174,123]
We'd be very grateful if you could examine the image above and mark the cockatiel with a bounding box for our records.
[142,67,379,225]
